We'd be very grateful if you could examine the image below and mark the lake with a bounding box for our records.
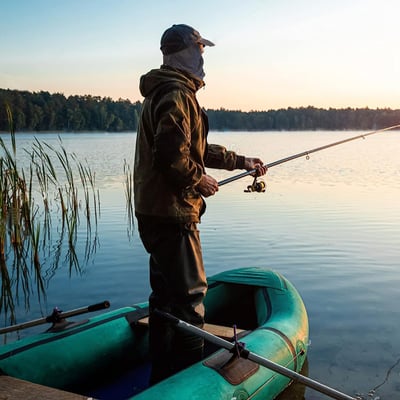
[1,130,399,399]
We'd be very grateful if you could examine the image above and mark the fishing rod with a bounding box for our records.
[155,310,356,400]
[218,124,400,191]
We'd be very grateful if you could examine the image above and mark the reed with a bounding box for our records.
[1,104,100,325]
[123,159,135,238]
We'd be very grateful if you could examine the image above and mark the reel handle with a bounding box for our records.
[244,177,266,193]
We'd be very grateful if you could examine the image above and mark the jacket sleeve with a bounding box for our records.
[205,144,246,171]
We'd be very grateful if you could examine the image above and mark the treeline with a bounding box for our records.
[1,88,400,132]
[0,89,141,132]
[207,107,400,131]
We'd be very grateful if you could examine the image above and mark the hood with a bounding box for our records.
[139,66,204,98]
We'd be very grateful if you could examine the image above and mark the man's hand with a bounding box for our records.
[244,157,268,176]
[197,174,219,197]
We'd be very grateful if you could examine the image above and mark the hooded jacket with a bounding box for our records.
[134,65,245,223]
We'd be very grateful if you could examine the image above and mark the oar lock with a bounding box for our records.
[244,176,266,193]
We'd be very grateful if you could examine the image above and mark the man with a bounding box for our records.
[134,24,267,384]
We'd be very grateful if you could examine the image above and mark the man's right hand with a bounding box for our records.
[197,174,219,197]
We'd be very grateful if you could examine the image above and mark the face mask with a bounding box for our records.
[163,44,205,80]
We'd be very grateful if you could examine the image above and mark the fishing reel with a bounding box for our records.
[244,176,266,193]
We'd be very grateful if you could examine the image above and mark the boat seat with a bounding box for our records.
[137,317,245,341]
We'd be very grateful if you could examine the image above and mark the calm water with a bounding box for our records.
[1,130,400,399]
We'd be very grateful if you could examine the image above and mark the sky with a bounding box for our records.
[1,0,400,112]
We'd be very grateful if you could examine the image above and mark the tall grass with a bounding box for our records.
[123,159,135,239]
[0,104,100,326]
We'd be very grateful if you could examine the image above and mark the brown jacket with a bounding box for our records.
[134,66,245,223]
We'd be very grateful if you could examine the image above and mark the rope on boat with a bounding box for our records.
[354,355,400,399]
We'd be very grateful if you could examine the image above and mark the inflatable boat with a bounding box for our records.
[0,267,309,399]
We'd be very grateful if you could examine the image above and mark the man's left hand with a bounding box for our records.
[244,157,268,176]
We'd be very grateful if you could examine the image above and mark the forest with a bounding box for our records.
[1,88,400,132]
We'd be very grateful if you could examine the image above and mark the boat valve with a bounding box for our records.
[244,177,266,193]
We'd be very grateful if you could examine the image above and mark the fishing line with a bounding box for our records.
[218,124,400,191]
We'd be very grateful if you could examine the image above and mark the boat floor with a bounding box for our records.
[85,341,224,399]
[87,362,151,399]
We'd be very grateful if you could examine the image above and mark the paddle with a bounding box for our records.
[0,300,110,335]
[155,310,357,400]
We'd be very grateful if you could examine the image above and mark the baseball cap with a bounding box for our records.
[160,24,215,55]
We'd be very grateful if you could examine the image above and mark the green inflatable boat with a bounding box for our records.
[0,267,309,400]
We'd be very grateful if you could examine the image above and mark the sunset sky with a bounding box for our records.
[2,0,399,111]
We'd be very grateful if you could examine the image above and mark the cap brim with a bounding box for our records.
[198,37,215,47]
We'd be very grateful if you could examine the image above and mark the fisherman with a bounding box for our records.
[134,23,267,384]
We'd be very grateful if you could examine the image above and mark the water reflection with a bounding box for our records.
[1,130,399,398]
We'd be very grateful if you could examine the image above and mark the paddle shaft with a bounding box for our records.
[218,124,400,187]
[156,310,356,400]
[0,300,110,335]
